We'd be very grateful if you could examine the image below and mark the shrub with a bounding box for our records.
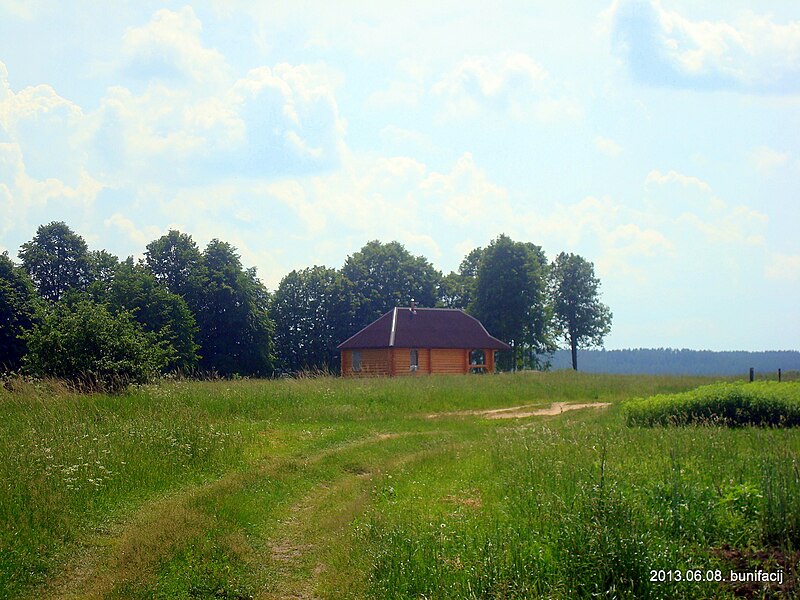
[23,299,170,392]
[625,382,800,427]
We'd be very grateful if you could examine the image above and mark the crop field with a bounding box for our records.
[1,372,799,599]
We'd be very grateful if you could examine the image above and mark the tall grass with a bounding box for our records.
[362,406,800,598]
[3,372,795,598]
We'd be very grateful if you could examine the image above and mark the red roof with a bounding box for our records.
[337,307,511,350]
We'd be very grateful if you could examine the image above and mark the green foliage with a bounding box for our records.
[342,240,442,329]
[91,259,199,372]
[18,221,92,302]
[472,234,554,370]
[438,247,482,309]
[198,240,274,376]
[625,382,800,427]
[145,230,207,311]
[0,252,38,370]
[271,265,357,373]
[550,252,612,370]
[87,249,120,292]
[144,232,273,376]
[22,298,170,391]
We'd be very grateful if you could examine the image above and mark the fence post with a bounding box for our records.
[778,368,782,383]
[749,367,754,383]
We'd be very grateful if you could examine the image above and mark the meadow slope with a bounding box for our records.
[1,372,798,599]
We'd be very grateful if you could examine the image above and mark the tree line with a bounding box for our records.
[1,222,612,389]
[550,348,800,377]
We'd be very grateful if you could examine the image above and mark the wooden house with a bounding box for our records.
[337,306,511,376]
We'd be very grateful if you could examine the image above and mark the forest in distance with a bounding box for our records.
[1,221,612,389]
[550,348,800,376]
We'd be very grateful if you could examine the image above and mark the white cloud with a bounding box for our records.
[104,213,163,247]
[765,253,800,282]
[595,136,623,156]
[421,152,509,226]
[121,6,230,85]
[264,179,326,235]
[605,222,674,256]
[432,52,581,121]
[0,68,86,185]
[643,168,766,246]
[750,146,789,174]
[609,0,800,93]
[89,61,345,183]
[644,169,712,193]
[0,66,103,236]
[678,205,768,247]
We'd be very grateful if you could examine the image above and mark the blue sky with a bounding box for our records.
[1,1,798,351]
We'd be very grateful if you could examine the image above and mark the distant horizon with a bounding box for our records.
[1,1,798,351]
[565,347,800,354]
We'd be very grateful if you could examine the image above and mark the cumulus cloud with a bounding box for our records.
[645,169,712,193]
[0,68,86,185]
[421,153,509,226]
[80,7,347,184]
[607,0,800,93]
[432,52,581,121]
[121,6,230,85]
[0,61,103,237]
[90,60,344,183]
[643,168,768,248]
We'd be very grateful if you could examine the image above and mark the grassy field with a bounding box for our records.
[1,372,798,599]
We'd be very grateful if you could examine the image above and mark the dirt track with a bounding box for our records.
[429,401,611,420]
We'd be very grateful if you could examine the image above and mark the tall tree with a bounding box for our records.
[198,240,274,376]
[18,222,92,302]
[144,230,206,313]
[550,252,612,371]
[438,247,483,309]
[271,266,357,373]
[88,250,120,294]
[342,240,441,330]
[472,234,554,370]
[90,258,200,372]
[0,252,38,370]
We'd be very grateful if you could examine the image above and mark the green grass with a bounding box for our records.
[625,381,800,427]
[1,372,798,599]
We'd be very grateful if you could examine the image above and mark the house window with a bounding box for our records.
[352,351,362,372]
[469,349,486,374]
[410,349,419,372]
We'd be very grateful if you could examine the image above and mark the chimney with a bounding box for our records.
[410,298,417,315]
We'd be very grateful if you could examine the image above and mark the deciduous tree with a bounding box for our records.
[198,240,274,376]
[144,230,206,314]
[271,266,357,373]
[550,252,612,371]
[472,234,554,370]
[439,247,483,309]
[0,252,38,370]
[91,259,200,372]
[18,222,92,302]
[342,240,441,329]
